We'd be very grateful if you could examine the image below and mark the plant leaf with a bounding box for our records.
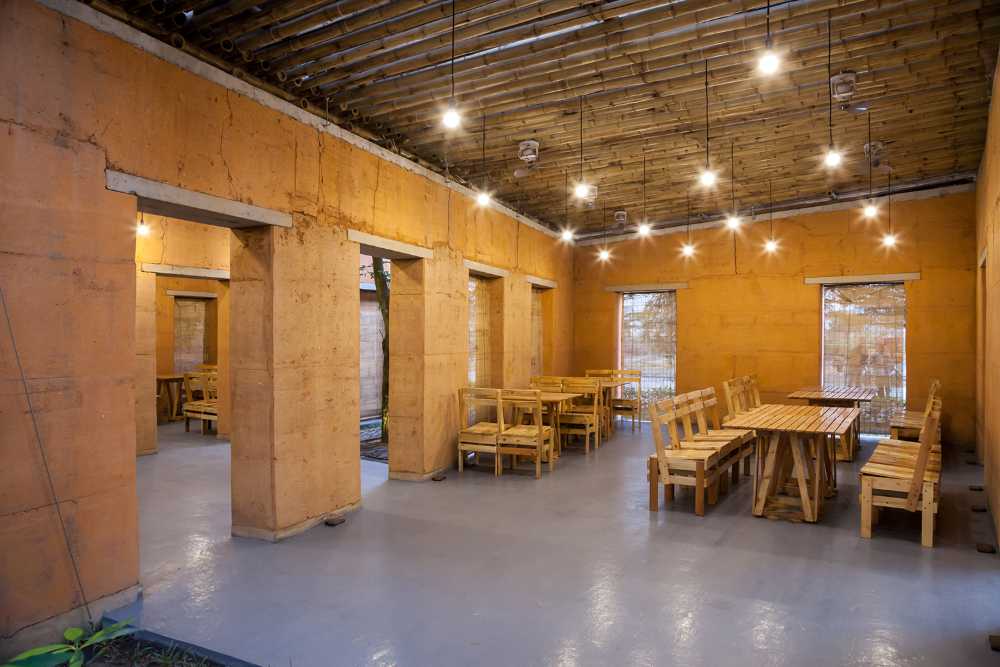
[80,619,135,648]
[8,645,70,659]
[3,652,73,667]
[61,629,83,643]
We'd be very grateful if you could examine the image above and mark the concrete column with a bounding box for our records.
[229,221,360,541]
[134,266,157,455]
[388,247,468,479]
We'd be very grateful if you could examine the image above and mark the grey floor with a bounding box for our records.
[120,421,1000,667]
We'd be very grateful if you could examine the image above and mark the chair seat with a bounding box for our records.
[649,449,719,464]
[500,424,552,438]
[461,422,500,435]
[860,460,940,483]
[876,438,942,454]
[183,400,218,416]
[692,428,754,443]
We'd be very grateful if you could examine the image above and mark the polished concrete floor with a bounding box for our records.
[120,421,1000,666]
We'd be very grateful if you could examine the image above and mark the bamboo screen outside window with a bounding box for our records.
[822,283,907,435]
[530,288,544,377]
[468,276,494,388]
[620,291,677,416]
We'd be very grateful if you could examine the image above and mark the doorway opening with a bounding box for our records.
[359,253,390,464]
[619,290,677,416]
[821,282,907,435]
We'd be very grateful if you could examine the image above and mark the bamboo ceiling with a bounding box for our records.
[97,0,1000,236]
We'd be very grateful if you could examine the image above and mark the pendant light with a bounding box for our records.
[763,180,779,253]
[681,194,696,257]
[758,0,780,75]
[698,61,717,188]
[574,96,591,199]
[881,171,897,247]
[822,12,842,168]
[638,154,651,236]
[726,143,740,229]
[598,201,611,261]
[475,116,490,206]
[561,171,574,241]
[441,1,460,129]
[862,112,878,218]
[136,210,150,237]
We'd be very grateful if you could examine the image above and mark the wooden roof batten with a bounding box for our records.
[92,0,1000,233]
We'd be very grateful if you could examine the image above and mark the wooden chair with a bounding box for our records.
[182,371,219,434]
[609,369,642,431]
[585,369,616,434]
[860,400,942,547]
[559,378,601,453]
[890,379,941,441]
[681,388,756,478]
[458,387,503,475]
[497,389,554,479]
[647,397,741,516]
[722,375,761,418]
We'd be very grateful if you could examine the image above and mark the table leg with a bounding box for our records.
[754,432,781,516]
[789,434,815,522]
[648,457,659,511]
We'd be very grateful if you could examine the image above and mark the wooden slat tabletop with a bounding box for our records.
[787,386,878,402]
[724,404,859,436]
[537,392,581,403]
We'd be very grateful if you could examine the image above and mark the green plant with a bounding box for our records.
[2,620,136,667]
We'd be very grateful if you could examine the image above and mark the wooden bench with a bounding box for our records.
[683,387,756,479]
[860,399,942,547]
[182,371,218,434]
[647,395,743,516]
[497,389,554,479]
[457,387,502,475]
[890,379,941,442]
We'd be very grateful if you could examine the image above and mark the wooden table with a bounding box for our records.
[724,404,859,523]
[787,386,876,461]
[156,374,185,421]
[596,379,633,436]
[536,391,580,457]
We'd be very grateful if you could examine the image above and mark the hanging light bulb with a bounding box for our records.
[881,233,897,248]
[561,229,574,242]
[681,242,696,257]
[698,62,716,189]
[598,248,611,261]
[763,180,779,254]
[758,50,780,76]
[823,149,842,168]
[764,238,779,253]
[758,2,779,75]
[476,191,491,206]
[637,223,651,236]
[442,1,460,130]
[136,219,151,237]
[699,169,717,188]
[573,182,591,199]
[863,203,878,219]
[862,114,877,220]
[726,215,741,230]
[442,106,460,129]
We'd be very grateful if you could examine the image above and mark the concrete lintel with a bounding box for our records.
[464,260,509,279]
[231,499,361,543]
[107,170,292,229]
[605,282,689,293]
[526,275,557,289]
[141,263,230,280]
[804,273,921,285]
[166,290,218,299]
[348,230,433,260]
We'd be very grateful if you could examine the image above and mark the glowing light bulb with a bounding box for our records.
[573,183,591,199]
[681,243,695,257]
[823,149,842,168]
[638,223,651,236]
[476,191,491,206]
[598,249,610,261]
[863,203,878,219]
[561,229,574,242]
[758,50,780,76]
[137,222,151,237]
[699,169,717,188]
[726,215,741,230]
[881,233,897,248]
[442,107,461,129]
[764,238,779,253]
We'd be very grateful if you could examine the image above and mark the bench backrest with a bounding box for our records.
[723,375,760,417]
[905,398,942,511]
[687,387,725,432]
[459,387,502,429]
[922,379,941,419]
[649,396,696,479]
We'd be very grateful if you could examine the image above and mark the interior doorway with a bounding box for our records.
[821,282,907,435]
[359,253,390,465]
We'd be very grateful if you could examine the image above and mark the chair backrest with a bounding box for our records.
[585,369,615,379]
[682,387,725,432]
[499,389,543,440]
[184,372,210,401]
[530,376,564,392]
[204,372,219,400]
[722,375,759,417]
[562,378,601,416]
[459,387,502,429]
[905,398,942,511]
[922,379,941,418]
[649,396,694,478]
